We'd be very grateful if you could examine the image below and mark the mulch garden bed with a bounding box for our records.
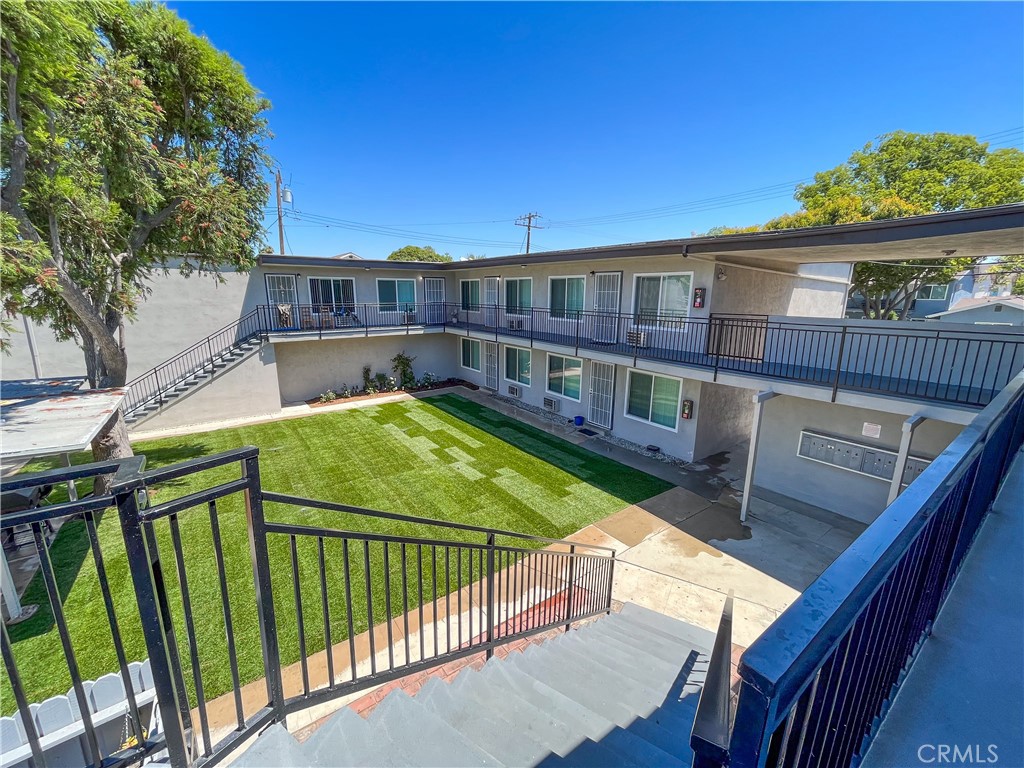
[306,378,478,407]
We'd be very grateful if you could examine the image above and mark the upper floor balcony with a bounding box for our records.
[257,302,1024,410]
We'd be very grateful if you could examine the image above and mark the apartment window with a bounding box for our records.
[505,346,531,386]
[505,278,532,314]
[461,280,481,311]
[266,274,298,305]
[377,279,416,312]
[461,338,481,371]
[918,284,950,301]
[625,370,682,430]
[550,276,585,319]
[547,354,582,400]
[309,277,355,312]
[634,273,692,325]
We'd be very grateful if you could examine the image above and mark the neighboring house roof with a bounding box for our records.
[262,203,1024,273]
[331,252,362,260]
[926,296,1024,318]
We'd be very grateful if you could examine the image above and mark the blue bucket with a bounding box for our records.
[573,415,585,427]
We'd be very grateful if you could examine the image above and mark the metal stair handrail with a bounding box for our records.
[123,308,266,417]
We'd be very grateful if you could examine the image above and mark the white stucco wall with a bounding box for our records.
[272,333,460,404]
[5,264,255,381]
[133,343,281,432]
[752,395,964,524]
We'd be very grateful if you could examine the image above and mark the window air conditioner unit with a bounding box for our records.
[627,329,648,347]
[542,396,560,412]
[507,317,526,331]
[507,384,522,398]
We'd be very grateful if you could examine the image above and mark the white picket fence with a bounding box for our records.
[1,660,159,768]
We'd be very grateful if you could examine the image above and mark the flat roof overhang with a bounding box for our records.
[260,203,1024,274]
[0,378,128,460]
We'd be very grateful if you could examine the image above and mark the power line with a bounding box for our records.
[282,208,520,248]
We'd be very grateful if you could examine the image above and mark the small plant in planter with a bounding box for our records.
[339,385,353,398]
[319,389,338,403]
[362,365,374,392]
[385,375,399,392]
[391,351,417,390]
[418,372,438,388]
[373,371,389,391]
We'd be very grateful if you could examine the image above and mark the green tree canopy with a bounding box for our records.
[711,132,1024,319]
[1,0,271,469]
[386,245,453,263]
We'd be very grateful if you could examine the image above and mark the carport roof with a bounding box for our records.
[260,203,1024,273]
[0,377,128,460]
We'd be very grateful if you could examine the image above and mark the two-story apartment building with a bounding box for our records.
[6,205,1024,527]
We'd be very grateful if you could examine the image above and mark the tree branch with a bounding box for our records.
[129,198,181,252]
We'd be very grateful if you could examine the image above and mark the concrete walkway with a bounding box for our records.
[862,448,1024,768]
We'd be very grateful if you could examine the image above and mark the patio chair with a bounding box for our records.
[299,306,316,330]
[318,305,335,330]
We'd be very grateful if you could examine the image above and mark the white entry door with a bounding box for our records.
[424,277,445,324]
[588,361,615,429]
[592,272,621,343]
[483,277,499,327]
[484,342,498,390]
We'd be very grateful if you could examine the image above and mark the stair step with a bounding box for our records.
[460,666,600,755]
[504,645,637,727]
[304,706,392,767]
[232,723,308,768]
[588,620,699,668]
[536,737,644,768]
[416,676,549,765]
[617,603,717,649]
[537,636,666,717]
[370,690,502,767]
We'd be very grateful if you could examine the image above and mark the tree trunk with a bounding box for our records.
[91,411,134,494]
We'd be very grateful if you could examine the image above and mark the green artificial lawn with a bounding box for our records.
[2,394,671,713]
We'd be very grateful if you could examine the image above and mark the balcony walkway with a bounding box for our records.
[861,447,1024,767]
[451,320,1004,408]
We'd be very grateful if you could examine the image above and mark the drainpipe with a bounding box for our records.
[740,390,777,522]
[23,315,42,380]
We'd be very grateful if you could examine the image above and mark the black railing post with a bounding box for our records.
[115,477,192,767]
[485,533,495,660]
[206,337,216,374]
[242,454,286,723]
[155,366,164,406]
[832,325,849,403]
[564,544,576,631]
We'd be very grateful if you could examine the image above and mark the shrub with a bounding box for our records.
[418,372,438,388]
[362,366,373,392]
[374,372,389,391]
[319,389,337,403]
[391,351,417,390]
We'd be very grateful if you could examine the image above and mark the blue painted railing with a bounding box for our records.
[691,371,1024,767]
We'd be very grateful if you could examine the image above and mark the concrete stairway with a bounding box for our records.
[235,603,714,767]
[124,337,262,426]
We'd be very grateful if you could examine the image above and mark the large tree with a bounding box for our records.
[386,244,452,263]
[715,132,1024,319]
[1,0,270,474]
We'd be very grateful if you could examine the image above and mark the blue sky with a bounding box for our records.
[169,1,1024,259]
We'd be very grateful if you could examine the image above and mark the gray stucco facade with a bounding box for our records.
[752,395,963,524]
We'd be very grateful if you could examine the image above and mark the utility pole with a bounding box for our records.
[515,212,544,254]
[275,169,285,255]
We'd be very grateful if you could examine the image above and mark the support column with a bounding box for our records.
[888,414,926,505]
[62,453,79,502]
[741,390,777,522]
[0,549,22,622]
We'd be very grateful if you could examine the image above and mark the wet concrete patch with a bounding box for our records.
[676,506,753,543]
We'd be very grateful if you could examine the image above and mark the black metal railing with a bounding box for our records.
[123,309,265,418]
[1,449,614,768]
[690,370,1024,768]
[259,491,614,716]
[258,302,1024,408]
